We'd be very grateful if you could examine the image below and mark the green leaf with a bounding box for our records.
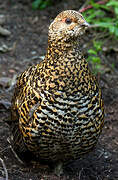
[93,41,102,51]
[32,0,42,9]
[114,27,118,37]
[39,2,48,9]
[109,26,115,33]
[112,63,115,69]
[115,7,118,15]
[95,22,114,28]
[95,64,102,69]
[100,4,110,11]
[91,57,101,64]
[83,0,118,38]
[88,49,97,55]
[83,9,105,23]
[32,0,52,10]
[107,1,118,7]
[91,2,101,9]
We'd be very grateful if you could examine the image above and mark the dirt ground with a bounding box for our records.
[0,0,118,179]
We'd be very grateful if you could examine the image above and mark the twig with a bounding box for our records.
[0,158,8,180]
[79,0,91,11]
[79,168,84,180]
[79,0,108,13]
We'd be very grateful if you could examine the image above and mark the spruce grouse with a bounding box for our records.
[10,10,104,174]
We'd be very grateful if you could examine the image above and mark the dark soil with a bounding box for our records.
[0,0,118,180]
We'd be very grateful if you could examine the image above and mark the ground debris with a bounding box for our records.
[0,26,11,36]
[0,77,11,88]
[0,75,17,89]
[0,158,8,180]
[0,100,11,110]
[0,44,12,53]
[0,14,11,36]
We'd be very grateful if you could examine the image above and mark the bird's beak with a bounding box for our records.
[82,21,90,27]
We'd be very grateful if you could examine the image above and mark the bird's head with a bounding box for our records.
[48,10,89,43]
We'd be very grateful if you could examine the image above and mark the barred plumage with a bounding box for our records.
[10,10,104,175]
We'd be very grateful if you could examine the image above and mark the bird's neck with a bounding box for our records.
[43,38,95,95]
[46,37,83,62]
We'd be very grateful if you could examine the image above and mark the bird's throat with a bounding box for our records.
[46,38,82,63]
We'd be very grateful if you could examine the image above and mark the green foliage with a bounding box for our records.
[32,0,52,10]
[83,0,118,38]
[87,41,103,74]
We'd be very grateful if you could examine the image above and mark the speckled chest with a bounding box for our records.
[17,46,104,161]
[19,81,103,161]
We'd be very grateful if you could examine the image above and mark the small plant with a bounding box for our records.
[82,0,118,38]
[87,41,103,74]
[32,0,52,10]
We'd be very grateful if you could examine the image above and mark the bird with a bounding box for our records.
[10,10,104,175]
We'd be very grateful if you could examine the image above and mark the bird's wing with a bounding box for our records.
[11,65,40,121]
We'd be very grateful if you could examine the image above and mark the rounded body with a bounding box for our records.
[10,10,104,167]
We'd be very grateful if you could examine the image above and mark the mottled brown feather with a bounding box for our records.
[10,10,104,172]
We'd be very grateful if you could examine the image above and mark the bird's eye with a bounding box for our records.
[65,18,72,24]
